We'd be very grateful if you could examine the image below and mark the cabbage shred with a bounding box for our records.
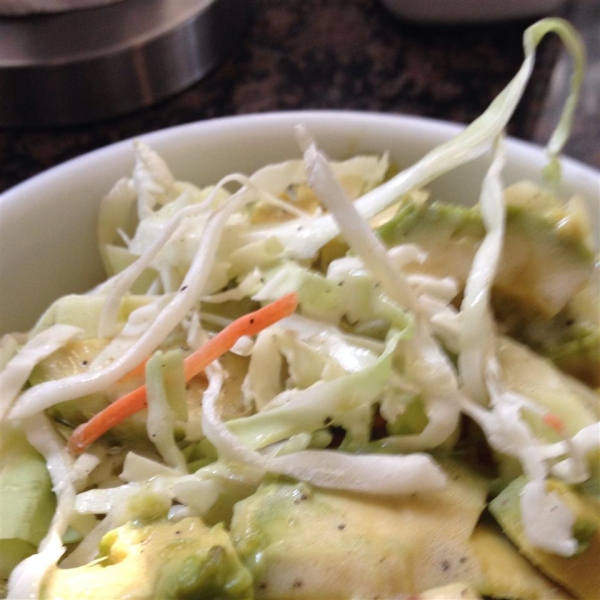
[1,17,597,600]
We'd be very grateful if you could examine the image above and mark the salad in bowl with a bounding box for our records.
[0,17,599,600]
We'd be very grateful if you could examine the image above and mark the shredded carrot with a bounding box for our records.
[68,292,298,455]
[543,412,565,434]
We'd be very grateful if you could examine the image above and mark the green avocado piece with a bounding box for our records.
[28,339,150,449]
[40,518,253,600]
[416,582,482,599]
[377,187,594,317]
[231,461,489,598]
[549,326,600,388]
[29,339,110,387]
[31,294,153,339]
[28,338,112,428]
[489,477,600,598]
[496,336,599,438]
[0,426,55,580]
[469,524,571,599]
[493,336,600,494]
[493,292,600,388]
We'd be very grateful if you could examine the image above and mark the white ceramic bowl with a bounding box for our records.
[0,111,598,335]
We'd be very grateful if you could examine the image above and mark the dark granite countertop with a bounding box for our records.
[0,0,598,193]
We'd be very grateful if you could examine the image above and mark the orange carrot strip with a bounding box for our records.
[543,412,565,434]
[68,292,298,455]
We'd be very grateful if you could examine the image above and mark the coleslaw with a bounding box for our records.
[1,17,599,600]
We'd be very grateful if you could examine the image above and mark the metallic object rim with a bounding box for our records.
[0,0,251,127]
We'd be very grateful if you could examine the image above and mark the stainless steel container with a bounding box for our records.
[0,0,250,127]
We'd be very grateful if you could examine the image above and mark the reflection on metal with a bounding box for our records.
[0,0,250,127]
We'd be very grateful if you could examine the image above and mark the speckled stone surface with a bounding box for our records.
[0,0,598,193]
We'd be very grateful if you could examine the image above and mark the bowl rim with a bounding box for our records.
[2,110,599,204]
[1,110,598,334]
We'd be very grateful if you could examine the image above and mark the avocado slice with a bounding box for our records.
[493,336,600,494]
[496,336,599,438]
[29,339,110,388]
[231,461,489,598]
[41,518,253,600]
[493,268,600,388]
[377,186,594,317]
[494,297,600,388]
[31,294,153,339]
[0,425,55,580]
[417,582,482,599]
[28,339,151,451]
[469,524,572,599]
[489,477,600,598]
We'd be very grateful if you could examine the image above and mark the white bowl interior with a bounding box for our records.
[1,111,598,334]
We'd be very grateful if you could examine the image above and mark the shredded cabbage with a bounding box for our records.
[0,325,81,420]
[1,16,597,600]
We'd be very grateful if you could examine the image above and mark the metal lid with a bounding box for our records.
[0,0,250,127]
